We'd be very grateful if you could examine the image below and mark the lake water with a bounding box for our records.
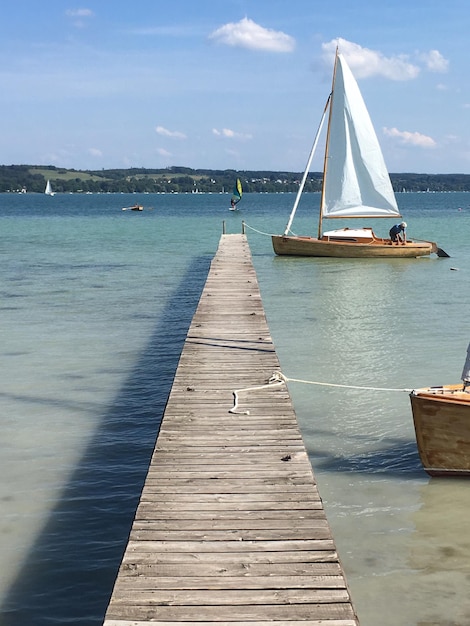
[1,191,469,625]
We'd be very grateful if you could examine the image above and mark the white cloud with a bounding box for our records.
[209,17,295,53]
[420,49,449,73]
[213,128,234,138]
[65,8,94,28]
[157,148,172,157]
[155,126,187,139]
[322,38,420,80]
[65,9,94,17]
[88,147,102,157]
[322,39,449,82]
[383,127,437,148]
[212,128,252,140]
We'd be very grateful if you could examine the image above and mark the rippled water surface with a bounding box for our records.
[1,191,470,625]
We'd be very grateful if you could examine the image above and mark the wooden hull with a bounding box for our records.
[410,385,470,477]
[272,233,437,258]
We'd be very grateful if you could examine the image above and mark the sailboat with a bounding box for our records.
[229,178,243,211]
[45,180,55,196]
[272,50,442,258]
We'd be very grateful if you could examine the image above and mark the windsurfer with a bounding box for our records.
[389,222,407,245]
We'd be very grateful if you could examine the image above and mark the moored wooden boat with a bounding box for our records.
[410,384,470,477]
[273,228,437,258]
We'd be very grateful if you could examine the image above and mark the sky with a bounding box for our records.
[1,0,469,174]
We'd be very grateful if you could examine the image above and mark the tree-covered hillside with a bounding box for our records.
[2,164,470,194]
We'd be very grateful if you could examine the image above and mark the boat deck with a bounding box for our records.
[412,384,470,403]
[103,233,359,626]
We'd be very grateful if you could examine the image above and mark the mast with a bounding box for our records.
[318,48,339,238]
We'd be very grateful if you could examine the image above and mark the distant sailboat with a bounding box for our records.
[45,180,55,196]
[229,178,242,211]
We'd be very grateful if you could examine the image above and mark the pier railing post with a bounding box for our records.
[222,220,226,234]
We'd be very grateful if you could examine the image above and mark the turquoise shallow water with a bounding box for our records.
[1,191,470,625]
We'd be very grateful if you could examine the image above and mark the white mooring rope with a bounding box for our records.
[229,373,286,415]
[229,371,412,414]
[242,222,278,237]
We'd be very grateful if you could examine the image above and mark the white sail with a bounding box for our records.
[321,54,400,219]
[462,342,470,384]
[45,180,54,195]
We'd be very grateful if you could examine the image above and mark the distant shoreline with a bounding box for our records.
[4,190,470,195]
[2,165,470,194]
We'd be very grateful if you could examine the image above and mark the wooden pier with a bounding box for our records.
[103,234,358,626]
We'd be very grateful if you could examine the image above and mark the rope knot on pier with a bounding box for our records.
[229,372,287,414]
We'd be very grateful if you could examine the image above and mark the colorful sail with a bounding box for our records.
[231,178,243,207]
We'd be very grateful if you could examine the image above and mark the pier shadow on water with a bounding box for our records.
[0,256,211,626]
[308,434,425,479]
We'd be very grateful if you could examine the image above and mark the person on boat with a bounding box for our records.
[389,222,407,244]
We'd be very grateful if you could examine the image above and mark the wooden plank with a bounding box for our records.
[121,550,340,566]
[103,234,359,625]
[105,621,358,626]
[105,603,356,622]
[113,575,351,590]
[119,562,344,577]
[108,588,352,604]
[125,539,337,553]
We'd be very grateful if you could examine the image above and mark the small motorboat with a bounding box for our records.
[122,204,143,211]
